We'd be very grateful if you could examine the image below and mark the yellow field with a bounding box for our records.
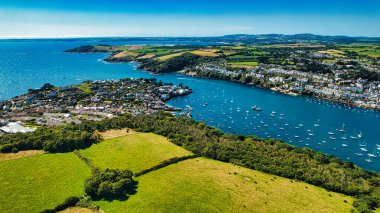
[191,49,220,57]
[98,128,136,140]
[110,51,136,59]
[156,52,187,61]
[318,49,346,58]
[0,150,44,161]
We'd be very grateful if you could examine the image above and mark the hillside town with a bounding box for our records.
[190,54,380,110]
[0,78,191,134]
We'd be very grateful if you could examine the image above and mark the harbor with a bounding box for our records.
[0,40,379,172]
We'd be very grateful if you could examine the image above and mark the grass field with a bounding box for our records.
[80,133,192,173]
[77,82,93,94]
[338,44,380,58]
[228,61,259,68]
[96,157,353,213]
[0,153,91,213]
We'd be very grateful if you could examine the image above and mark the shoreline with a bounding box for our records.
[178,70,380,112]
[66,49,380,112]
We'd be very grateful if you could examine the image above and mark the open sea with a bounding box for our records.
[0,39,379,172]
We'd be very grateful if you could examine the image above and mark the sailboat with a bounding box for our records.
[367,147,377,158]
[314,119,320,127]
[359,141,367,147]
[357,131,363,139]
[339,123,346,133]
[341,134,347,140]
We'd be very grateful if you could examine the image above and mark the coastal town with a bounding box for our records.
[191,60,380,110]
[66,43,380,110]
[0,78,191,135]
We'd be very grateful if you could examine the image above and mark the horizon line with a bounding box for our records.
[1,33,380,40]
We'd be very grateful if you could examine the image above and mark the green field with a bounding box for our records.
[338,44,380,58]
[77,82,92,94]
[80,133,192,173]
[0,153,91,213]
[96,157,353,213]
[0,132,357,212]
[228,61,259,67]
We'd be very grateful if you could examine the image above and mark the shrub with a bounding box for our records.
[85,169,135,200]
[39,196,80,213]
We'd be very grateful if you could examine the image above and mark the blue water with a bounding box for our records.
[0,40,379,172]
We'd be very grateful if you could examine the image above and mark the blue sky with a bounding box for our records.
[0,0,379,38]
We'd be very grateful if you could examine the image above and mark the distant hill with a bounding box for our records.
[1,33,380,44]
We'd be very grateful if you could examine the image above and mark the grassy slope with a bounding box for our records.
[0,153,91,213]
[97,157,353,213]
[80,133,192,173]
[228,61,259,68]
[156,52,187,61]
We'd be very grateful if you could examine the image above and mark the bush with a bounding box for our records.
[39,196,80,213]
[85,169,136,200]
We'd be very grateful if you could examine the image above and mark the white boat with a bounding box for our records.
[252,105,262,111]
[355,153,363,156]
[339,123,346,133]
[342,144,348,147]
[365,159,372,163]
[368,147,377,158]
[329,136,336,140]
[328,131,334,135]
[341,134,347,140]
[294,135,300,138]
[357,131,363,139]
[314,119,320,127]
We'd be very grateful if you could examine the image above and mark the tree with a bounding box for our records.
[85,169,135,200]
